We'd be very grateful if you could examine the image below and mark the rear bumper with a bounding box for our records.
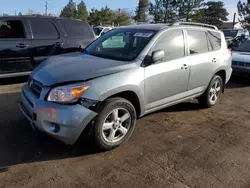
[19,84,97,145]
[226,67,233,83]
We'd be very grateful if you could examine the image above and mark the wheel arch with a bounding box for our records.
[214,69,226,93]
[98,87,144,118]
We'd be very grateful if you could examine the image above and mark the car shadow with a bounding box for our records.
[0,91,101,169]
[226,74,250,89]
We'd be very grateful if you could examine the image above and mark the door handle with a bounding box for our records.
[181,64,188,70]
[54,42,63,46]
[16,43,28,48]
[212,58,217,63]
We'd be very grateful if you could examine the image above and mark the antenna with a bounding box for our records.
[45,1,48,16]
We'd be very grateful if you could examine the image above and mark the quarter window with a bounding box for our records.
[187,30,209,55]
[207,31,221,51]
[0,20,25,39]
[151,29,185,62]
[30,19,59,39]
[61,20,90,37]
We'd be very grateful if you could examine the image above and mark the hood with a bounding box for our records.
[232,51,250,63]
[31,52,137,86]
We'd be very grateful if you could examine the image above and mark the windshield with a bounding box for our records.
[222,30,238,38]
[234,40,250,52]
[93,27,103,36]
[85,28,156,61]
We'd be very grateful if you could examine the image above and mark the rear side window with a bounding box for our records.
[0,20,25,39]
[61,20,94,37]
[152,29,185,62]
[207,31,221,51]
[30,19,59,39]
[187,30,209,55]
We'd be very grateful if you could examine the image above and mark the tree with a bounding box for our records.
[88,7,132,26]
[134,0,149,22]
[18,12,22,16]
[176,0,204,21]
[60,0,77,18]
[114,9,132,26]
[77,0,88,20]
[149,0,178,23]
[149,0,164,23]
[192,1,228,28]
[238,0,250,24]
[88,7,116,26]
[88,8,102,26]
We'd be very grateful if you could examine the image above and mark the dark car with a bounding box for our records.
[222,29,249,49]
[232,38,250,74]
[0,15,95,78]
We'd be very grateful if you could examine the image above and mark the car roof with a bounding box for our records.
[0,15,86,22]
[120,24,169,31]
[119,22,219,31]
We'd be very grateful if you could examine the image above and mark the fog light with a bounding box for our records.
[50,123,60,133]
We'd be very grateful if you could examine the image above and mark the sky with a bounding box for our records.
[0,0,239,22]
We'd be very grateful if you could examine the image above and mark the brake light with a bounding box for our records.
[227,48,232,56]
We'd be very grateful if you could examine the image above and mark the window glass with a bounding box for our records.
[187,30,209,55]
[234,40,250,52]
[0,20,25,39]
[30,19,58,39]
[93,27,103,36]
[62,20,90,37]
[151,29,185,62]
[222,30,237,38]
[207,31,221,51]
[85,29,156,61]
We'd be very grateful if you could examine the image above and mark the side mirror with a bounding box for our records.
[151,50,165,64]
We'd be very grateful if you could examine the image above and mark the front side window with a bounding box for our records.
[150,29,185,62]
[0,20,25,39]
[30,19,59,39]
[187,30,209,55]
[85,29,156,61]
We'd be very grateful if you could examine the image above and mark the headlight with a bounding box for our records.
[47,83,90,103]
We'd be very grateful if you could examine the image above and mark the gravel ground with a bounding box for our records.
[0,75,250,188]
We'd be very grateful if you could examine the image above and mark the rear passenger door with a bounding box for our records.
[58,19,94,52]
[28,18,64,67]
[186,30,218,92]
[0,18,32,75]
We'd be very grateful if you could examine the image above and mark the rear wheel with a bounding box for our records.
[93,97,136,151]
[198,75,223,108]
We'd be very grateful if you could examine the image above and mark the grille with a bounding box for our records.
[28,78,43,98]
[232,61,250,67]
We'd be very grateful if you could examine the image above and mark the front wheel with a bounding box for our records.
[93,97,136,151]
[198,75,223,108]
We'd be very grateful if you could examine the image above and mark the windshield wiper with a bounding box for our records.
[81,48,89,54]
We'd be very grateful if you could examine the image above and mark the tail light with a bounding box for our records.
[227,48,232,56]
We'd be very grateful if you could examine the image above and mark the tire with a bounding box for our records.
[198,75,223,108]
[93,97,136,151]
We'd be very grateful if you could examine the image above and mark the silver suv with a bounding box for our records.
[20,22,232,150]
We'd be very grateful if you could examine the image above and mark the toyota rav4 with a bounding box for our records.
[20,22,232,150]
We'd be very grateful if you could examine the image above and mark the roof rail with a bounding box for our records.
[171,22,218,30]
